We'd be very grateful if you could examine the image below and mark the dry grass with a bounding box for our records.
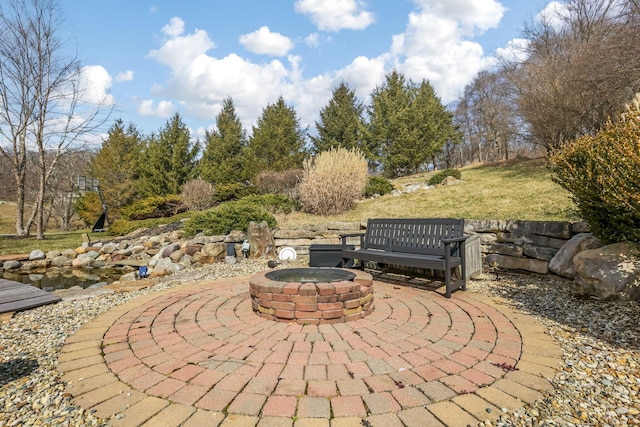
[278,157,578,227]
[0,202,17,235]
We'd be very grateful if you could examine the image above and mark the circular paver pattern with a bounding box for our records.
[60,275,560,426]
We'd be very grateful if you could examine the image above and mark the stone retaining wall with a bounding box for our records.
[274,219,591,276]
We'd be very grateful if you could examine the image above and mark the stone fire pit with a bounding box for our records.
[249,268,374,324]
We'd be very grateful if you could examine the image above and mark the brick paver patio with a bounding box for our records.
[58,272,562,427]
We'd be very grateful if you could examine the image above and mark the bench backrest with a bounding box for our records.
[363,218,464,256]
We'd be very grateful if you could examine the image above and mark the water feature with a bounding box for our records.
[2,268,122,291]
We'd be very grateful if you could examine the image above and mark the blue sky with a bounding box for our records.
[58,0,556,142]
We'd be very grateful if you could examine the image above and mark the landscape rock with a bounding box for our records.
[158,242,180,259]
[50,256,70,267]
[485,253,549,274]
[118,271,137,282]
[508,220,572,239]
[202,242,226,258]
[522,244,558,261]
[549,233,602,278]
[273,229,317,239]
[3,260,22,270]
[184,244,203,256]
[20,261,38,271]
[46,250,61,259]
[151,257,184,277]
[439,176,463,186]
[246,221,276,259]
[29,250,45,261]
[116,241,131,250]
[169,249,186,263]
[71,256,94,268]
[62,249,77,259]
[100,243,118,254]
[573,242,640,300]
[224,230,246,243]
[485,242,523,257]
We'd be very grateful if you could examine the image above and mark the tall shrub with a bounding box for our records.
[298,148,368,215]
[551,94,640,243]
[182,179,216,211]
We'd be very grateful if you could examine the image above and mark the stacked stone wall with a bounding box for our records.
[274,219,591,276]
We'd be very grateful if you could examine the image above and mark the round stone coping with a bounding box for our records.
[58,274,562,426]
[264,267,356,283]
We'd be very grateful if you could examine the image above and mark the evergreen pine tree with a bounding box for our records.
[368,71,459,177]
[137,113,199,196]
[310,82,369,161]
[243,96,307,179]
[200,97,247,184]
[90,119,142,215]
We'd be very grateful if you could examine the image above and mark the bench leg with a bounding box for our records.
[445,267,452,298]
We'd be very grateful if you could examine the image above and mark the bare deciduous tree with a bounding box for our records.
[510,0,640,152]
[453,69,524,165]
[0,0,111,238]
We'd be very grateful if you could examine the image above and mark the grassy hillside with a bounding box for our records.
[278,157,578,226]
[0,157,578,255]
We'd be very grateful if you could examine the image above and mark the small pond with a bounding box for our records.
[2,268,122,291]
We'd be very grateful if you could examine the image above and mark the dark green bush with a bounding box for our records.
[551,95,640,243]
[428,168,461,186]
[365,176,394,197]
[239,194,300,214]
[214,182,259,202]
[119,195,186,220]
[108,212,191,236]
[183,200,276,236]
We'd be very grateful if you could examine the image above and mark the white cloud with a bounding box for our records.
[161,17,185,37]
[142,0,512,134]
[387,5,496,103]
[496,38,530,63]
[136,99,176,118]
[412,0,505,35]
[304,33,320,48]
[146,22,295,128]
[79,65,114,105]
[115,70,134,82]
[239,26,294,56]
[536,1,570,30]
[295,0,375,31]
[148,27,216,67]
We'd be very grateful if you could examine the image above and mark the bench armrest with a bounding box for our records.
[340,232,365,248]
[442,236,468,244]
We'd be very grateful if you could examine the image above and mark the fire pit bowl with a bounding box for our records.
[249,268,374,324]
[264,267,356,283]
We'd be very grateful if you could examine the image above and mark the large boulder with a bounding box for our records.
[573,242,640,301]
[246,221,276,259]
[549,233,602,278]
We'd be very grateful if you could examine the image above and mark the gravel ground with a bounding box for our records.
[0,261,638,426]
